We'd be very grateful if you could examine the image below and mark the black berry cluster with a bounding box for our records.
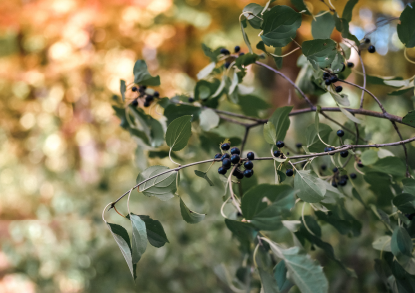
[322,71,342,93]
[324,146,336,155]
[216,143,254,179]
[331,170,357,188]
[130,85,160,108]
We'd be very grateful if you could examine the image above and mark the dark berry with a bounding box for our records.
[188,97,195,103]
[340,175,349,181]
[244,161,253,170]
[321,164,327,171]
[131,99,139,107]
[214,153,222,159]
[139,87,145,93]
[365,38,371,43]
[230,147,240,155]
[220,48,230,55]
[244,169,254,178]
[224,62,231,69]
[338,179,347,186]
[247,152,255,160]
[132,86,137,92]
[273,150,281,157]
[323,72,330,79]
[239,52,245,56]
[340,63,345,72]
[140,85,147,90]
[154,91,160,97]
[350,173,357,179]
[221,153,230,161]
[286,169,294,177]
[324,147,329,152]
[237,212,242,217]
[335,86,343,93]
[286,152,290,155]
[332,180,338,188]
[325,147,335,155]
[311,245,316,251]
[406,213,415,220]
[301,162,306,167]
[340,150,349,158]
[357,161,364,168]
[145,95,154,102]
[221,143,231,151]
[234,46,241,53]
[296,143,302,148]
[336,129,345,137]
[276,141,285,148]
[222,158,231,169]
[233,168,244,179]
[333,167,338,173]
[144,101,150,107]
[368,45,376,53]
[347,62,354,68]
[325,79,332,85]
[218,166,227,175]
[230,154,240,164]
[329,75,339,83]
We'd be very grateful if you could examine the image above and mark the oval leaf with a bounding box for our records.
[130,214,147,264]
[294,170,326,203]
[137,166,177,201]
[180,197,206,224]
[165,115,193,151]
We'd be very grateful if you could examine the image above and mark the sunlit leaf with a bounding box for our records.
[165,115,193,151]
[137,166,177,201]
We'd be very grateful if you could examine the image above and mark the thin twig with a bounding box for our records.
[320,111,368,143]
[391,121,411,178]
[240,127,250,154]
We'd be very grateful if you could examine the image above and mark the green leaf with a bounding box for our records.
[397,2,415,48]
[330,52,346,74]
[294,170,326,203]
[311,11,335,39]
[370,157,406,178]
[270,245,329,293]
[238,95,270,117]
[274,260,294,292]
[338,105,362,124]
[240,20,253,54]
[305,123,332,152]
[201,43,220,62]
[136,166,177,201]
[360,149,378,165]
[180,197,205,224]
[137,215,169,248]
[393,193,415,214]
[199,109,219,131]
[391,226,413,258]
[196,62,216,80]
[290,0,312,15]
[235,53,260,70]
[133,60,160,86]
[165,115,193,151]
[251,204,284,231]
[120,79,126,102]
[106,222,136,279]
[269,106,293,142]
[225,219,257,248]
[333,14,360,47]
[258,268,280,293]
[261,6,302,47]
[372,236,392,252]
[243,3,263,29]
[194,170,214,186]
[402,110,415,127]
[263,122,277,144]
[403,178,415,195]
[342,0,358,23]
[129,214,147,264]
[164,104,201,125]
[302,39,337,70]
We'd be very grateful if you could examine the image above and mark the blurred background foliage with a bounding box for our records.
[1,0,415,292]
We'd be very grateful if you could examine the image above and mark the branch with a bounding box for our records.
[391,121,411,178]
[240,127,250,154]
[255,61,314,108]
[109,136,415,207]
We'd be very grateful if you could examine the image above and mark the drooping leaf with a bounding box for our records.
[133,60,160,86]
[290,0,312,15]
[199,109,220,132]
[243,3,264,29]
[342,0,359,23]
[258,268,280,293]
[235,53,261,70]
[294,170,326,203]
[402,110,415,127]
[136,215,169,248]
[261,6,302,47]
[311,11,335,39]
[274,260,294,292]
[197,62,216,80]
[403,178,415,195]
[201,43,220,62]
[194,170,214,186]
[263,122,277,144]
[225,219,257,249]
[129,214,147,264]
[269,106,293,142]
[397,2,415,48]
[238,95,270,117]
[393,193,415,214]
[360,149,378,165]
[120,79,126,102]
[136,166,177,201]
[106,222,136,279]
[333,14,360,47]
[165,115,193,151]
[302,39,337,70]
[391,226,413,258]
[180,197,205,224]
[164,104,201,125]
